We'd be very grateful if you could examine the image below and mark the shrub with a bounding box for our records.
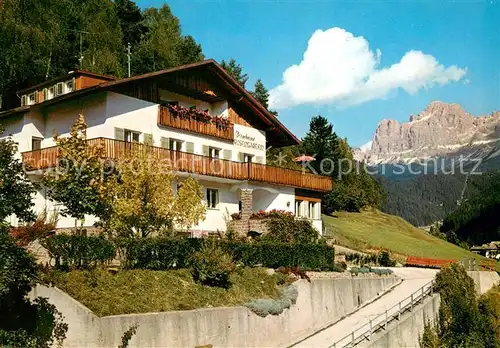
[42,235,116,269]
[9,217,55,247]
[117,237,204,270]
[276,266,311,282]
[378,251,396,267]
[245,284,298,317]
[0,224,67,347]
[191,241,235,288]
[262,213,318,244]
[120,238,336,271]
[346,251,396,267]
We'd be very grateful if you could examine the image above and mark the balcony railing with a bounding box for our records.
[21,138,333,192]
[158,105,234,141]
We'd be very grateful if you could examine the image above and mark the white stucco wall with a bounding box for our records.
[251,185,295,213]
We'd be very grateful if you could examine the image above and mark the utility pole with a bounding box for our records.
[127,43,132,77]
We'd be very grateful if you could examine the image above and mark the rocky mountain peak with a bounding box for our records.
[354,101,500,164]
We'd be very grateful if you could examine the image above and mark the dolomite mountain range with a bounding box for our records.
[354,101,500,165]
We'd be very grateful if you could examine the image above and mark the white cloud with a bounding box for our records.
[269,28,467,109]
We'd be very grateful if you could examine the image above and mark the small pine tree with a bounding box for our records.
[220,59,248,87]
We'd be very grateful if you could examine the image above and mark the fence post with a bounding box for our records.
[422,286,424,300]
[398,302,401,320]
[352,331,355,345]
[369,319,373,340]
[411,294,413,312]
[385,310,388,330]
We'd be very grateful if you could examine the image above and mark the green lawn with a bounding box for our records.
[46,267,286,317]
[323,209,493,263]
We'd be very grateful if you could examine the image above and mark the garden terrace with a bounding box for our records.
[21,138,334,192]
[158,105,234,141]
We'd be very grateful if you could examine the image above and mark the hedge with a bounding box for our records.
[42,236,336,271]
[42,235,116,269]
[119,238,335,270]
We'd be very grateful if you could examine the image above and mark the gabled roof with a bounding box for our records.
[1,60,299,146]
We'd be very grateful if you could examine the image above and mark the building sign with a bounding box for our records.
[234,130,265,151]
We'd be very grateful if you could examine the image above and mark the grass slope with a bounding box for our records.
[47,267,286,317]
[323,209,485,261]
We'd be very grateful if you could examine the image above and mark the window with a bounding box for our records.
[124,129,140,143]
[169,139,183,152]
[66,79,75,93]
[207,189,219,209]
[208,147,220,159]
[243,153,254,163]
[48,86,55,100]
[31,137,42,151]
[56,83,64,96]
[295,200,303,217]
[21,95,27,106]
[28,93,36,105]
[308,202,316,220]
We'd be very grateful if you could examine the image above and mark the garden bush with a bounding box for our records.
[42,235,116,269]
[116,237,204,270]
[245,284,298,317]
[261,212,318,244]
[120,239,335,270]
[191,241,235,288]
[43,236,335,271]
[346,251,396,267]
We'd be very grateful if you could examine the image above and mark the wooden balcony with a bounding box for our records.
[22,138,333,192]
[158,105,234,141]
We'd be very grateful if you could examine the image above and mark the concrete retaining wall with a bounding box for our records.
[362,293,441,348]
[30,276,399,348]
[467,271,500,294]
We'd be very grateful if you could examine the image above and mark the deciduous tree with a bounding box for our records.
[43,115,115,227]
[108,142,206,237]
[0,128,36,222]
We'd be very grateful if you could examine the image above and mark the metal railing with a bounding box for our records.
[329,280,435,348]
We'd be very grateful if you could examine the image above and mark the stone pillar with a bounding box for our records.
[240,189,253,221]
[231,188,253,237]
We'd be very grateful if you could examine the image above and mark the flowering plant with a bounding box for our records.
[250,209,294,220]
[166,104,231,130]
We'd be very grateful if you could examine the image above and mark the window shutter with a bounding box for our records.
[223,149,232,161]
[114,127,125,141]
[143,133,153,145]
[21,95,26,106]
[186,142,194,154]
[34,92,39,103]
[239,152,245,162]
[255,156,264,164]
[42,88,48,101]
[160,137,170,149]
[202,145,209,157]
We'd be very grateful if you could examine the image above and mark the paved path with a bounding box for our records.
[292,268,438,348]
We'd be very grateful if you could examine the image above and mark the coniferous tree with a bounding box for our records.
[115,0,145,47]
[252,79,269,108]
[220,59,249,87]
[251,79,279,117]
[301,115,340,175]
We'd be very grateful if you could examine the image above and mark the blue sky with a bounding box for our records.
[137,0,499,147]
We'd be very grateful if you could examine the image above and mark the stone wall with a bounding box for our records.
[30,276,400,348]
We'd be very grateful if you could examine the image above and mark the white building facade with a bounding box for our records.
[0,61,332,236]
